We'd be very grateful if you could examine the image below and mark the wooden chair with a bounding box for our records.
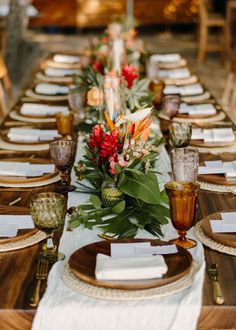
[197,0,227,63]
[0,54,13,119]
[221,72,236,111]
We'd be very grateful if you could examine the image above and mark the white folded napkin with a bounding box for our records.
[198,167,226,175]
[179,103,216,115]
[191,128,235,143]
[53,54,80,64]
[198,160,236,177]
[204,128,235,143]
[44,68,80,77]
[20,103,69,116]
[191,128,205,140]
[223,161,236,178]
[150,53,181,63]
[8,128,60,142]
[95,253,168,281]
[179,84,204,96]
[0,224,19,237]
[205,160,223,168]
[0,161,55,177]
[164,84,204,96]
[35,83,69,95]
[0,215,34,237]
[159,68,190,79]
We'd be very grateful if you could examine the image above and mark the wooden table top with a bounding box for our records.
[1,56,236,330]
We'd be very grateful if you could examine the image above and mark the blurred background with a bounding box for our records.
[0,0,235,105]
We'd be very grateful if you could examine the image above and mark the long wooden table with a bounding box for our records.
[0,56,236,330]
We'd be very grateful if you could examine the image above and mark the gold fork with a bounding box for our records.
[30,258,49,307]
[208,263,225,305]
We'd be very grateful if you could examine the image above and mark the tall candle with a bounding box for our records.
[112,39,124,74]
[126,0,134,18]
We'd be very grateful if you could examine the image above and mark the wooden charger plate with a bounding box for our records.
[68,239,192,290]
[201,210,236,248]
[198,173,236,186]
[177,108,218,120]
[0,205,38,244]
[190,138,235,148]
[0,128,58,145]
[0,157,58,184]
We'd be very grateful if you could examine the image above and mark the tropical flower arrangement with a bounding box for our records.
[68,107,169,238]
[89,15,143,74]
[74,65,153,113]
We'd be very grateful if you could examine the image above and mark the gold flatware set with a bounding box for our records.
[30,258,49,307]
[208,263,225,305]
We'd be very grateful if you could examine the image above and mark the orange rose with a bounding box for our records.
[87,87,104,107]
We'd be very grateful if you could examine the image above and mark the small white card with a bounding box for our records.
[0,215,34,228]
[111,242,151,258]
[111,242,178,259]
[0,215,34,237]
[221,212,236,224]
[135,245,178,255]
[210,220,236,233]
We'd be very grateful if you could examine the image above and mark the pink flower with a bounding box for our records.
[118,155,128,167]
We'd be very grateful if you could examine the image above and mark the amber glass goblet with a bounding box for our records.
[162,94,181,120]
[30,192,67,261]
[55,111,74,139]
[50,140,76,193]
[165,181,199,249]
[171,147,199,182]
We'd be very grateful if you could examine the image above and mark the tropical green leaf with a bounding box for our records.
[112,201,126,214]
[90,195,102,209]
[118,172,160,204]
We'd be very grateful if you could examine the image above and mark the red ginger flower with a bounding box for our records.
[121,64,139,88]
[92,60,104,74]
[100,130,121,161]
[88,125,104,149]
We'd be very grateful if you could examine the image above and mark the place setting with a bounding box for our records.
[0,205,46,252]
[61,238,198,301]
[42,52,91,71]
[9,102,69,124]
[195,210,236,257]
[148,53,187,70]
[0,157,60,188]
[197,156,236,194]
[0,126,61,151]
[25,83,69,101]
[189,127,236,153]
[35,67,80,84]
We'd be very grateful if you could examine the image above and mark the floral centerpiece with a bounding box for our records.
[74,65,153,114]
[69,107,169,238]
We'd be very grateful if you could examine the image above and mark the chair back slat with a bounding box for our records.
[221,72,235,110]
[0,55,12,120]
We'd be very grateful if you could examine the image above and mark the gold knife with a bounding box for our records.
[208,263,225,305]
